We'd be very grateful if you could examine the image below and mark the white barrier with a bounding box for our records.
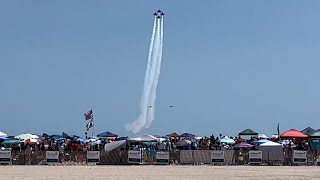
[211,151,224,164]
[156,151,169,165]
[0,151,11,165]
[46,151,59,164]
[179,150,193,164]
[249,151,262,164]
[87,151,100,164]
[293,150,307,164]
[128,150,142,164]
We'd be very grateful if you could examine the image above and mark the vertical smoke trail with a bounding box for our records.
[125,17,158,133]
[126,13,164,134]
[144,17,163,129]
[140,17,157,114]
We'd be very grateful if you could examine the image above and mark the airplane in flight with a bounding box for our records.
[154,10,164,18]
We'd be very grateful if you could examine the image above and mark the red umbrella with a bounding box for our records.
[166,132,180,137]
[280,129,308,139]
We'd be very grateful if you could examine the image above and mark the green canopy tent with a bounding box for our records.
[238,129,258,136]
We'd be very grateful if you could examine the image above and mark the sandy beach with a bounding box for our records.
[0,165,319,180]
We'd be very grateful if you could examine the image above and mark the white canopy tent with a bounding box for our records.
[260,141,282,147]
[259,141,282,151]
[259,141,283,162]
[126,133,158,142]
[104,140,126,152]
[0,131,7,137]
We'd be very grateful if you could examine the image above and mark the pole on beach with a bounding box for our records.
[84,109,94,138]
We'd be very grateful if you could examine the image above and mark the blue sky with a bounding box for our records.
[1,1,320,137]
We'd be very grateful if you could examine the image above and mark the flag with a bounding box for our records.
[84,110,93,121]
[86,120,94,131]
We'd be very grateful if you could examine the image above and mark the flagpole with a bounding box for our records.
[277,123,280,141]
[84,109,94,139]
[91,112,96,138]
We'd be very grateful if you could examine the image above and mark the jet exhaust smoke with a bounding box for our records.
[125,11,164,134]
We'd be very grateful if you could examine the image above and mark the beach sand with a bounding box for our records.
[0,165,319,180]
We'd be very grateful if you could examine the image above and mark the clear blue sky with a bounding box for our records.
[1,1,320,137]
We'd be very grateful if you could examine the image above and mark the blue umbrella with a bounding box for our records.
[75,137,88,142]
[97,131,118,138]
[234,142,253,148]
[180,133,195,138]
[49,134,65,141]
[62,132,73,139]
[220,137,236,144]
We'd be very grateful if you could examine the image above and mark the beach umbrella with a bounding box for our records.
[219,136,236,144]
[49,134,65,141]
[166,132,180,137]
[180,133,195,138]
[0,131,7,137]
[75,137,87,142]
[234,142,253,148]
[62,132,73,139]
[15,133,39,141]
[97,131,118,138]
[1,139,20,145]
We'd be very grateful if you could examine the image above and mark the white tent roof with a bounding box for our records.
[260,141,282,147]
[127,133,158,142]
[104,140,126,152]
[0,131,7,137]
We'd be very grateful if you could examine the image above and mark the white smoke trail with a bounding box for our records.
[126,15,164,134]
[144,18,163,129]
[125,17,157,133]
[140,16,157,116]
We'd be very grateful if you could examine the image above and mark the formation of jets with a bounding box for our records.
[153,9,165,18]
